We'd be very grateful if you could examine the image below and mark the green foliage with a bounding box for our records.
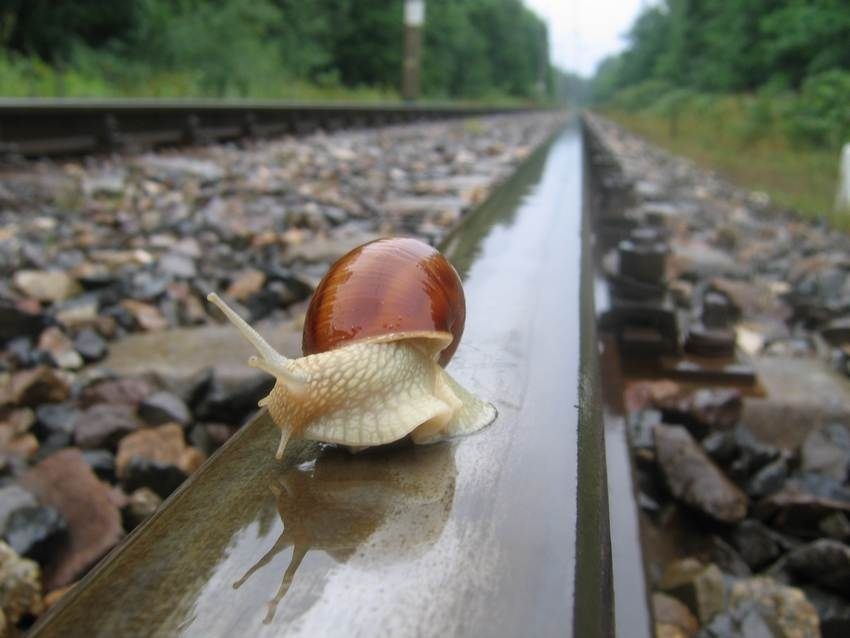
[611,79,674,112]
[785,71,850,148]
[0,0,557,102]
[601,101,842,228]
[591,0,850,150]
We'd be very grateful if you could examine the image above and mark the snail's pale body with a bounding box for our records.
[208,238,496,459]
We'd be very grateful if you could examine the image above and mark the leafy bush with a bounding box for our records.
[613,79,674,112]
[785,70,850,149]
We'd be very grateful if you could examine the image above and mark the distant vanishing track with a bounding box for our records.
[0,98,552,158]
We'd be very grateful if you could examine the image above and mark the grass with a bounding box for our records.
[0,52,542,107]
[598,102,844,230]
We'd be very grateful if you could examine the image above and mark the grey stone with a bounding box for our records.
[731,519,796,571]
[729,577,820,638]
[801,585,850,638]
[122,487,162,531]
[73,328,108,362]
[653,591,699,637]
[80,449,116,482]
[0,540,43,623]
[801,423,850,482]
[659,558,726,624]
[158,252,197,279]
[138,391,191,426]
[13,270,82,303]
[35,403,79,438]
[654,424,749,523]
[0,300,49,341]
[100,319,301,390]
[121,458,187,499]
[710,536,752,578]
[819,512,850,541]
[0,486,37,533]
[194,373,273,425]
[3,505,68,562]
[785,540,850,596]
[745,458,788,499]
[696,601,784,638]
[73,404,141,449]
[137,155,225,182]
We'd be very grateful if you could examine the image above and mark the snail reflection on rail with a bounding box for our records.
[233,442,457,623]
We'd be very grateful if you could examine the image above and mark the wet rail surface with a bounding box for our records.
[31,122,611,637]
[0,99,550,157]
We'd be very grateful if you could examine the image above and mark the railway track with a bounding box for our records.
[0,98,549,158]
[30,120,614,638]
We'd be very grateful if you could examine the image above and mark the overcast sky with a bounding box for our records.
[523,0,650,77]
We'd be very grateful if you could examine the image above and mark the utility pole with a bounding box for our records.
[402,0,425,102]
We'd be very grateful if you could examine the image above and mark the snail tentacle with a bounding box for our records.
[275,426,293,460]
[249,356,307,392]
[208,293,308,389]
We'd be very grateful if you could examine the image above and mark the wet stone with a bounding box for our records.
[696,600,785,638]
[37,326,83,370]
[20,449,123,590]
[745,458,788,500]
[731,519,796,571]
[193,373,274,424]
[73,328,108,362]
[653,388,742,438]
[726,426,782,483]
[3,505,68,562]
[660,558,726,624]
[13,270,82,303]
[819,512,850,541]
[225,269,266,302]
[0,540,43,624]
[156,366,213,411]
[138,391,191,426]
[653,591,699,638]
[2,367,71,407]
[80,376,155,409]
[122,487,162,531]
[729,577,820,638]
[710,536,752,578]
[801,423,850,482]
[785,540,850,596]
[116,424,204,498]
[73,404,141,450]
[801,585,850,638]
[80,449,116,482]
[5,336,36,367]
[0,486,37,533]
[654,424,749,523]
[158,252,197,279]
[120,299,168,332]
[120,458,187,499]
[0,408,34,435]
[756,474,850,536]
[34,403,79,439]
[0,300,49,341]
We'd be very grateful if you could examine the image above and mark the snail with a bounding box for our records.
[207,237,496,459]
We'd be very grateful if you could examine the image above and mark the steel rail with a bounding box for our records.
[0,98,552,157]
[30,119,613,637]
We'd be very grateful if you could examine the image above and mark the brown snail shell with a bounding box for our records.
[207,237,495,459]
[303,237,465,366]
